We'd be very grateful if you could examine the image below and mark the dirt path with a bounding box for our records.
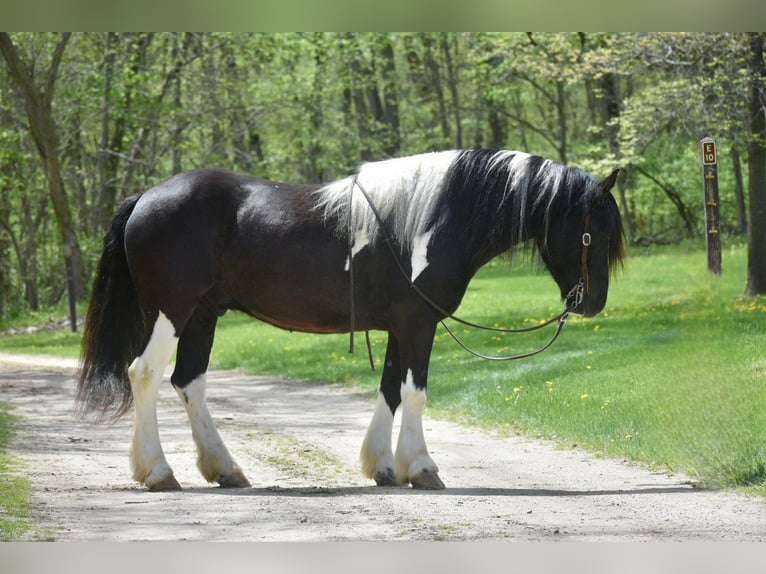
[1,353,764,541]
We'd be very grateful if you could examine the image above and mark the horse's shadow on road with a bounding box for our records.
[181,484,700,498]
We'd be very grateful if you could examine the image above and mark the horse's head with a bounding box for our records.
[539,168,625,318]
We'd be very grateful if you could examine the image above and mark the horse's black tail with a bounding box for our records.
[75,195,146,422]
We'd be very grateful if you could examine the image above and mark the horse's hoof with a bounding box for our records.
[217,468,251,488]
[147,474,182,491]
[410,469,445,490]
[374,468,399,487]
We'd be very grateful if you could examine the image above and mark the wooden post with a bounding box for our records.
[700,137,722,275]
[64,243,77,332]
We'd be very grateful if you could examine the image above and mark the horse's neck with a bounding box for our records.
[462,190,537,274]
[466,231,517,275]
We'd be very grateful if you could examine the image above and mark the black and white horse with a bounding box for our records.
[76,149,625,490]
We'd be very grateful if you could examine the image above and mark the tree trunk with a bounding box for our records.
[441,34,462,149]
[511,88,529,150]
[119,33,195,194]
[344,37,373,162]
[20,194,41,310]
[0,204,7,317]
[302,33,326,181]
[171,40,185,175]
[730,143,747,236]
[96,33,114,231]
[0,32,87,300]
[96,33,151,233]
[598,71,635,241]
[378,36,401,157]
[555,80,567,164]
[422,35,450,145]
[635,166,697,239]
[746,32,766,295]
[487,108,505,149]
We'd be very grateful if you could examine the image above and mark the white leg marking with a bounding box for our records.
[175,373,248,486]
[410,230,433,283]
[394,369,438,484]
[344,229,370,271]
[360,392,395,481]
[128,311,178,488]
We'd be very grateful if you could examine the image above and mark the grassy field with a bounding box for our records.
[0,403,32,540]
[1,243,764,495]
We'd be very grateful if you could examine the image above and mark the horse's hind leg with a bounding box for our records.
[128,310,180,490]
[171,306,250,488]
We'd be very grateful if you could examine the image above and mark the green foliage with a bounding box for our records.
[0,33,762,311]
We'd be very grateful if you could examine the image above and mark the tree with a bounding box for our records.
[746,32,766,295]
[402,33,454,150]
[92,32,152,233]
[341,33,402,163]
[0,32,86,300]
[615,34,758,243]
[579,32,635,240]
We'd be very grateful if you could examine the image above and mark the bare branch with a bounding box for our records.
[44,32,72,103]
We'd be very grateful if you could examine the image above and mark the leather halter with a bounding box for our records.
[580,212,592,296]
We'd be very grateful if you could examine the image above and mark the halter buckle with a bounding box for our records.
[582,232,592,247]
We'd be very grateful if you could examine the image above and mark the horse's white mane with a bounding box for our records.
[314,149,573,251]
[314,151,457,250]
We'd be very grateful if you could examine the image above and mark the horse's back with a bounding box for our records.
[128,167,251,227]
[122,168,342,329]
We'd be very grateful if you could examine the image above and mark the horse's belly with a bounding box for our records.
[222,233,387,334]
[225,279,358,334]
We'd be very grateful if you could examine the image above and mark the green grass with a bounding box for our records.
[0,403,33,540]
[1,243,765,493]
[0,326,81,358]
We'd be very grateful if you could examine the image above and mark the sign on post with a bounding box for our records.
[699,137,721,275]
[701,139,717,165]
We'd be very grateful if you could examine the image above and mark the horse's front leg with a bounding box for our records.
[360,334,402,486]
[393,323,444,490]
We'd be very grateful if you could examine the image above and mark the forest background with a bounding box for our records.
[0,32,765,319]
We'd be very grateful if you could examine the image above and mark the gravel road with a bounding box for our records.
[1,353,764,542]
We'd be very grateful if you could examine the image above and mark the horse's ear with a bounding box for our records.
[599,168,621,194]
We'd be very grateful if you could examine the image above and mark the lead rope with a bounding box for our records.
[347,174,376,371]
[347,175,587,363]
[347,176,355,354]
[439,279,583,362]
[441,312,568,361]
